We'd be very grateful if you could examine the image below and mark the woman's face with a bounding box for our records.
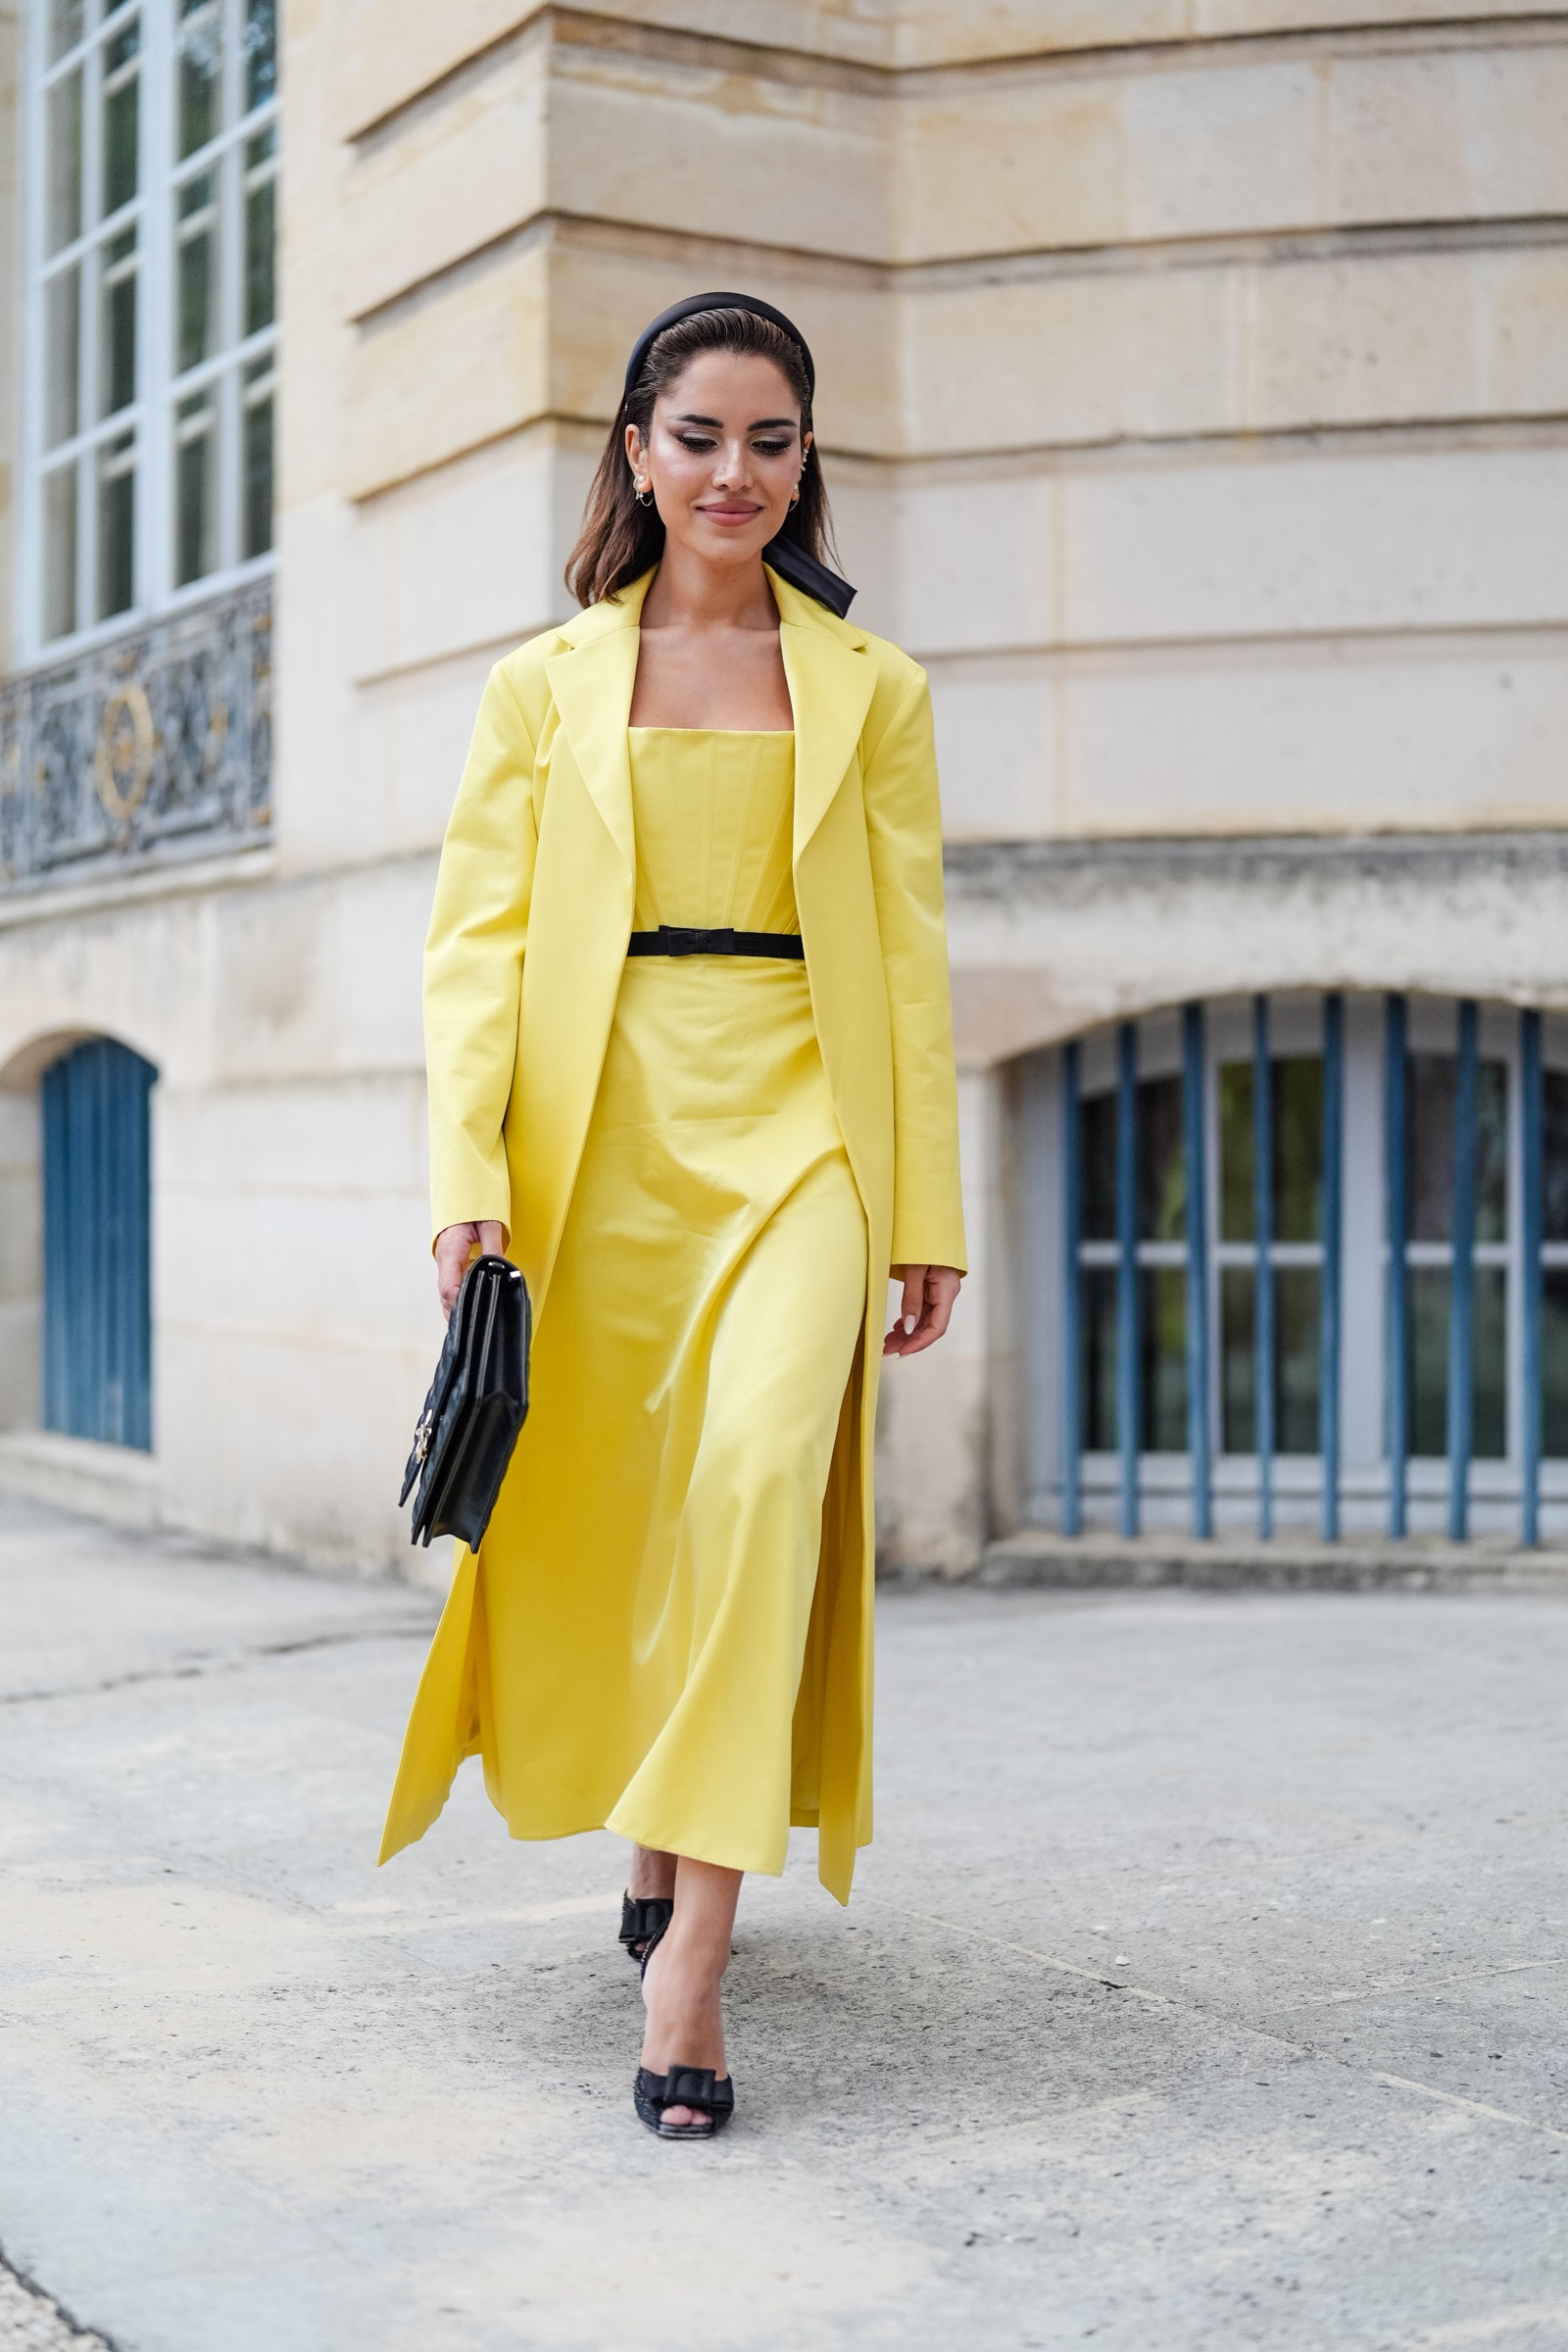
[627,351,809,570]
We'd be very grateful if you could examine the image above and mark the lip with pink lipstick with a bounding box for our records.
[698,500,764,527]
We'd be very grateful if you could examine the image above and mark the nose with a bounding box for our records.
[711,436,753,488]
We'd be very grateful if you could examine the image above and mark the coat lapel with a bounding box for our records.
[543,580,652,879]
[772,570,876,866]
[544,566,873,876]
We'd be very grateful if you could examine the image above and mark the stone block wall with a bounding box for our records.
[1,2,1564,1574]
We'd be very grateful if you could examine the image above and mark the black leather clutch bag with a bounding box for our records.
[400,1254,531,1550]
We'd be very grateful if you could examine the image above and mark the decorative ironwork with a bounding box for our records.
[0,579,271,891]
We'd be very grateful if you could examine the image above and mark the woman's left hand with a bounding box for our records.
[884,1264,962,1356]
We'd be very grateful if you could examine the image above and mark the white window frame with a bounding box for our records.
[18,0,278,666]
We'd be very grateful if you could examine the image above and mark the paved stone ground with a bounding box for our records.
[3,1495,1568,2351]
[0,2261,111,2352]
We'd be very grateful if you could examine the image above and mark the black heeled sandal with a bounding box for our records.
[634,1916,735,2140]
[634,2063,735,2139]
[618,1891,674,1963]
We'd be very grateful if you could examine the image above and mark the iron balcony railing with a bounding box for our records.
[0,577,271,892]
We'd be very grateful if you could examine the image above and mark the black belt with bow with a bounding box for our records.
[626,926,804,960]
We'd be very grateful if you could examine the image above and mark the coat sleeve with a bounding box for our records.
[861,663,967,1273]
[423,662,538,1250]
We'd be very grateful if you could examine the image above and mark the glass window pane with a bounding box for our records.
[1476,1059,1508,1247]
[1472,1264,1506,1461]
[1544,1270,1568,1458]
[1273,1055,1322,1243]
[1276,1265,1321,1455]
[244,143,275,334]
[46,68,83,254]
[242,363,273,557]
[1081,1092,1116,1243]
[1140,1265,1186,1451]
[101,19,140,216]
[177,1,223,158]
[43,463,78,640]
[1219,1060,1253,1242]
[1408,1054,1455,1243]
[97,432,135,617]
[1221,1266,1255,1455]
[44,266,81,447]
[174,387,219,584]
[175,171,219,371]
[244,0,276,108]
[1408,1265,1448,1457]
[1081,1265,1117,1452]
[98,226,137,416]
[49,1,86,65]
[1138,1074,1184,1243]
[1545,1073,1568,1245]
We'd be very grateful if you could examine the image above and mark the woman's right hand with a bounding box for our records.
[434,1221,507,1319]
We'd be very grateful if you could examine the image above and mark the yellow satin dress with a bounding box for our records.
[381,728,868,1877]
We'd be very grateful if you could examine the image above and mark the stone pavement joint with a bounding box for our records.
[0,1620,433,1712]
[0,2253,115,2352]
[876,1895,1568,2137]
[1369,2073,1568,2145]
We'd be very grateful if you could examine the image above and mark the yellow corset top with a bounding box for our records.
[627,728,799,936]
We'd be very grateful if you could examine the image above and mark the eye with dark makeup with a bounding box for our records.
[673,433,795,457]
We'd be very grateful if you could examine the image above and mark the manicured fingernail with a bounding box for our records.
[904,1314,916,1335]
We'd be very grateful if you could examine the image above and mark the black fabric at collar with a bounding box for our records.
[764,534,857,620]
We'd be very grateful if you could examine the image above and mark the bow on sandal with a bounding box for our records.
[634,2063,735,2140]
[618,1891,674,1963]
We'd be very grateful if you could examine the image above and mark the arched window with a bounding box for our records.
[41,1035,156,1447]
[1019,996,1568,1546]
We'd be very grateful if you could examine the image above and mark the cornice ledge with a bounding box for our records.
[944,829,1568,900]
[0,842,275,934]
[345,5,1568,148]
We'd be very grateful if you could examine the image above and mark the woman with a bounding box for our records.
[380,292,966,2139]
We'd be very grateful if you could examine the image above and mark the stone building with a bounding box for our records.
[1,1,1565,1576]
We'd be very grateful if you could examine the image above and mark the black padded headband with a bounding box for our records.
[622,290,815,404]
[618,292,855,618]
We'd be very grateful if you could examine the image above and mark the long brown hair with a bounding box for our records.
[564,308,837,610]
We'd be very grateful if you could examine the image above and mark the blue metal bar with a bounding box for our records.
[127,1050,154,1450]
[1116,1021,1140,1539]
[1521,1009,1544,1548]
[1320,995,1345,1540]
[1386,995,1409,1537]
[103,1042,127,1443]
[39,1038,156,1451]
[41,1057,68,1435]
[1183,1003,1212,1539]
[1253,996,1275,1541]
[86,1046,110,1440]
[1447,1000,1479,1540]
[1060,1040,1083,1537]
[70,1049,95,1437]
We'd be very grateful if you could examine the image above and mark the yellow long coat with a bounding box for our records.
[382,565,966,1900]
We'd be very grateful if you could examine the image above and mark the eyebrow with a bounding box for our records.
[671,413,800,431]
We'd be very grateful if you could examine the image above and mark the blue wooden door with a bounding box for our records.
[41,1038,156,1450]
